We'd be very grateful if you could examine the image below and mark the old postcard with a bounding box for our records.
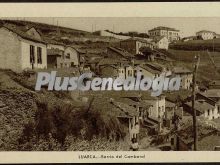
[0,2,220,163]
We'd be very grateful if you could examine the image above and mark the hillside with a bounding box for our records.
[170,38,220,52]
[0,19,120,43]
[166,49,220,82]
[0,70,129,151]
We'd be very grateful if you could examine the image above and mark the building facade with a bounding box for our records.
[47,45,80,69]
[0,26,47,72]
[142,94,166,120]
[148,26,180,42]
[120,38,154,55]
[196,30,216,40]
[152,36,169,50]
[172,67,193,90]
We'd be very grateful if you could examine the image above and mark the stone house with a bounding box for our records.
[47,45,80,69]
[107,46,134,60]
[196,30,216,40]
[172,67,193,90]
[183,99,219,120]
[134,63,170,79]
[151,36,169,50]
[200,89,220,116]
[141,93,166,120]
[148,26,180,43]
[0,25,47,72]
[120,38,154,55]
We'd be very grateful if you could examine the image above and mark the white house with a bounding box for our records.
[148,26,180,42]
[134,63,170,79]
[134,65,160,79]
[172,67,193,90]
[47,45,80,68]
[196,30,216,40]
[63,46,80,67]
[184,100,219,120]
[0,25,47,72]
[141,93,166,120]
[151,36,169,50]
[120,38,154,55]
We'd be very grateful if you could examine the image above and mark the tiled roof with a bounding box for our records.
[139,64,162,75]
[185,100,214,113]
[87,57,103,64]
[108,47,134,58]
[149,26,180,32]
[121,37,152,44]
[209,80,220,86]
[98,58,125,66]
[201,89,220,98]
[2,25,46,44]
[172,67,192,74]
[152,36,167,42]
[92,97,138,118]
[196,30,216,34]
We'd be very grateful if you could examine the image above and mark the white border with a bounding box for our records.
[0,2,220,163]
[0,2,220,17]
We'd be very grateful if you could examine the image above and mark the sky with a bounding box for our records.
[8,17,220,37]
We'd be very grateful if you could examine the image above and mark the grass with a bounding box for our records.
[170,38,220,52]
[166,49,220,82]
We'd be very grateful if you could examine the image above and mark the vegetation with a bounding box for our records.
[105,29,149,38]
[169,38,220,52]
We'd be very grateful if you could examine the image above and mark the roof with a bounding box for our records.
[182,36,197,40]
[116,97,139,105]
[149,26,180,32]
[166,100,176,108]
[196,30,216,34]
[185,100,215,113]
[92,97,138,118]
[2,25,46,44]
[112,101,138,117]
[201,89,220,98]
[138,63,162,75]
[121,37,152,44]
[209,80,220,86]
[152,36,167,42]
[98,58,125,66]
[102,91,142,99]
[107,47,134,59]
[87,57,103,64]
[172,67,192,74]
[47,48,63,56]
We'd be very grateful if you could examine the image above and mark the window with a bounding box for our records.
[66,53,70,59]
[158,107,161,118]
[30,45,35,63]
[37,47,42,64]
[208,109,210,116]
[171,138,174,145]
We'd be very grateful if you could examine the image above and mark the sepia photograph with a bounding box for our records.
[0,2,220,163]
[0,17,220,152]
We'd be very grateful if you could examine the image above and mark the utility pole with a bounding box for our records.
[192,54,200,151]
